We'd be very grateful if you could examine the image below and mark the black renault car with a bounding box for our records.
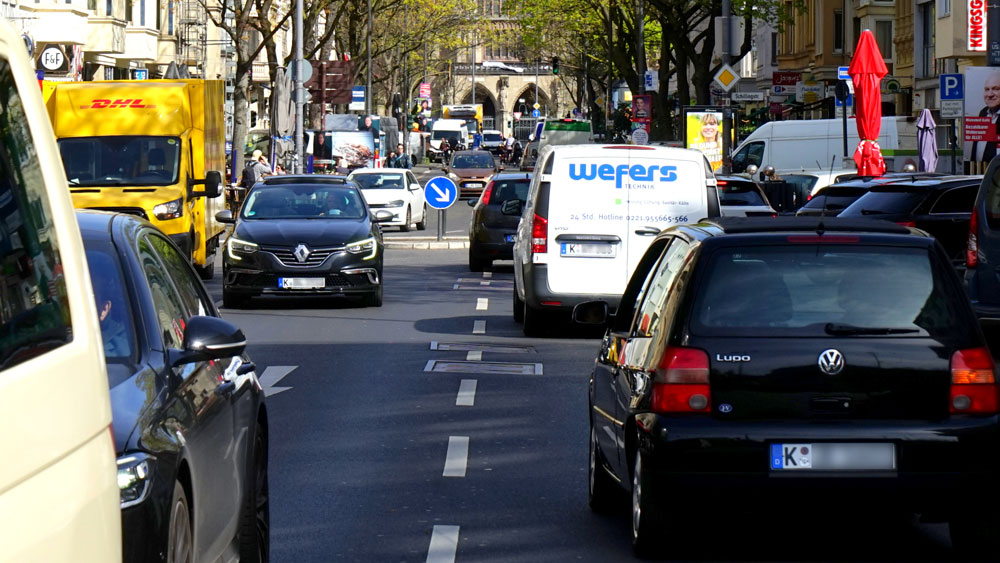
[577,217,1000,558]
[220,175,391,308]
[78,210,268,563]
[467,172,531,271]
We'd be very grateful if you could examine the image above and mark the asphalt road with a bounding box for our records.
[201,248,959,562]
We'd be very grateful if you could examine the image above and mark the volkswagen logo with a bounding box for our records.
[293,244,311,263]
[818,349,845,375]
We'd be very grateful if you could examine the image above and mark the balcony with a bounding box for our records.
[21,5,89,45]
[115,26,159,63]
[86,16,127,54]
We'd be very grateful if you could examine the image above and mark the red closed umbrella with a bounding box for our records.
[848,30,889,176]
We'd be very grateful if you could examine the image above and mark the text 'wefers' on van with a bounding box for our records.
[512,144,721,336]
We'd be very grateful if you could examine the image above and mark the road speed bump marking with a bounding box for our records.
[424,360,543,375]
[430,341,535,353]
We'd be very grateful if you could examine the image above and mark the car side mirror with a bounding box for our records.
[500,199,523,216]
[467,198,477,207]
[572,301,610,325]
[169,316,247,367]
[374,209,394,223]
[215,209,235,223]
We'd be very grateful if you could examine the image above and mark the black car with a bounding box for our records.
[967,161,1000,323]
[838,175,981,265]
[467,172,532,271]
[219,175,391,308]
[78,210,268,563]
[577,217,999,557]
[795,184,872,217]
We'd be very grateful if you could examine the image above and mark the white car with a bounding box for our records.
[349,168,427,231]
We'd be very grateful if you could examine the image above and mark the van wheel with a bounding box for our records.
[513,288,524,323]
[400,208,412,232]
[631,453,665,558]
[522,304,547,337]
[167,481,193,563]
[468,250,489,272]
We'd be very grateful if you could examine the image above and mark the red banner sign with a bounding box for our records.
[970,0,987,51]
[772,72,802,86]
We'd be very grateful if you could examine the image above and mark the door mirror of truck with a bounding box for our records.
[191,171,223,198]
[215,209,235,224]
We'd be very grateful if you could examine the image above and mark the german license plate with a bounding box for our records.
[560,243,616,258]
[278,277,325,289]
[770,443,895,471]
[505,233,516,243]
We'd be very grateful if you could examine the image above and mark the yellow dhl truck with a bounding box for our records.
[43,79,226,278]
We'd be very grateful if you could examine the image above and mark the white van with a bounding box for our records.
[428,119,470,162]
[730,117,925,174]
[512,144,721,335]
[0,21,121,562]
[538,118,592,151]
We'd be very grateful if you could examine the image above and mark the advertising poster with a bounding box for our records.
[685,110,724,171]
[327,131,375,169]
[413,97,432,117]
[963,66,1000,173]
[631,95,652,135]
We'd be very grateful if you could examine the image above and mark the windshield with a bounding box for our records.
[351,173,405,190]
[242,185,367,219]
[719,180,767,206]
[483,133,503,142]
[85,245,136,362]
[451,153,494,169]
[59,136,180,187]
[800,188,868,211]
[691,245,964,338]
[841,190,928,216]
[432,130,460,141]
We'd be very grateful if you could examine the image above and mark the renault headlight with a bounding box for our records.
[346,237,377,260]
[387,200,405,208]
[152,198,184,220]
[117,452,154,508]
[227,236,258,260]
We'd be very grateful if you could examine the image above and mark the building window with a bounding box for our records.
[771,31,778,65]
[106,0,111,16]
[834,10,844,52]
[125,0,131,22]
[920,2,935,77]
[852,17,861,51]
[168,0,173,34]
[875,20,893,59]
[140,0,145,25]
[938,0,950,16]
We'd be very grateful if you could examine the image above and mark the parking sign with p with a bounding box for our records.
[941,74,964,100]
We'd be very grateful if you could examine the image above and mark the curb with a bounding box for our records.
[386,240,469,249]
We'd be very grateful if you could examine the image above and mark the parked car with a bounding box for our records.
[838,175,981,266]
[965,160,1000,325]
[467,172,532,271]
[577,216,1000,558]
[78,210,268,563]
[219,175,392,308]
[715,175,775,217]
[349,168,427,231]
[520,140,539,171]
[442,150,501,199]
[512,143,721,336]
[0,21,122,560]
[795,183,878,217]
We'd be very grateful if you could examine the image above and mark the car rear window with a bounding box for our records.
[841,190,928,216]
[490,179,530,203]
[799,188,867,212]
[781,175,819,192]
[690,245,968,339]
[718,180,767,206]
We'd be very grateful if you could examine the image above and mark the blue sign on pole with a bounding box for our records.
[134,69,148,80]
[835,93,853,107]
[424,177,458,210]
[352,86,366,103]
[531,109,540,118]
[940,74,964,100]
[837,66,850,81]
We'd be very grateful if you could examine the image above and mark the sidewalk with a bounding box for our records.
[385,236,469,250]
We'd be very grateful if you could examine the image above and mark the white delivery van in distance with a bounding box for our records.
[428,119,470,162]
[512,144,721,336]
[730,117,926,174]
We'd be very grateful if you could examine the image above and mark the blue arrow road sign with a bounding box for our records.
[532,109,540,118]
[424,176,458,210]
[838,66,850,81]
[940,74,964,100]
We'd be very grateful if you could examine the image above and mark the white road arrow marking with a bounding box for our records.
[431,183,451,202]
[259,365,297,397]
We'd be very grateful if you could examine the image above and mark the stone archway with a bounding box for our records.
[509,84,550,140]
[460,84,499,130]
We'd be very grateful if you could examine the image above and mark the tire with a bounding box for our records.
[239,421,270,563]
[950,513,1000,558]
[468,248,488,272]
[522,303,547,337]
[167,481,193,563]
[401,207,412,232]
[416,206,427,230]
[589,424,618,513]
[223,288,249,309]
[195,257,215,281]
[363,284,383,307]
[631,453,665,558]
[513,288,524,323]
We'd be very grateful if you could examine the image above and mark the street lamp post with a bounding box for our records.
[293,0,304,172]
[366,0,372,114]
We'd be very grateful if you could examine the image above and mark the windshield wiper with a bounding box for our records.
[825,323,919,336]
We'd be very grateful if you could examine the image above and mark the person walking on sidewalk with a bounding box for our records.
[393,144,412,169]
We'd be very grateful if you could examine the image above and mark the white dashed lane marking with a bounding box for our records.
[466,350,482,361]
[473,320,486,335]
[483,271,492,279]
[443,436,470,477]
[426,525,460,563]
[456,379,477,406]
[476,298,489,311]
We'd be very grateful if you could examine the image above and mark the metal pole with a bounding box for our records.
[366,0,372,114]
[437,210,445,241]
[636,0,645,91]
[951,119,958,174]
[293,0,304,173]
[471,37,476,106]
[534,56,538,117]
[842,0,848,160]
[721,0,732,169]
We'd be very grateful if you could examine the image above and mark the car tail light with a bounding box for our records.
[531,213,547,254]
[896,221,916,228]
[968,210,979,268]
[481,181,495,206]
[651,347,710,413]
[716,180,728,186]
[950,347,999,414]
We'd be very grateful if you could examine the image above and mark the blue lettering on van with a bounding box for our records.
[568,163,678,188]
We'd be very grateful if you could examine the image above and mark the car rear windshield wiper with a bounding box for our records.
[825,323,920,336]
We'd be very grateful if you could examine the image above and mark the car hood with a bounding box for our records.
[108,363,162,454]
[236,218,371,247]
[361,188,410,205]
[450,168,494,179]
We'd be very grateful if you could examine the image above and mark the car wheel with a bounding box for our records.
[401,207,412,232]
[167,481,193,563]
[468,248,488,272]
[522,304,547,337]
[195,258,215,281]
[223,288,249,309]
[631,453,665,558]
[364,284,383,307]
[513,288,524,323]
[416,206,427,230]
[589,424,618,513]
[239,421,270,563]
[950,512,1000,558]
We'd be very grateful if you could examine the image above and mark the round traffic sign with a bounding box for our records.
[630,128,649,145]
[531,109,540,118]
[424,176,458,210]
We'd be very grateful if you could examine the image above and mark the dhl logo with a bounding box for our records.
[79,99,156,109]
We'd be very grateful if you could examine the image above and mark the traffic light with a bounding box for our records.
[552,57,560,75]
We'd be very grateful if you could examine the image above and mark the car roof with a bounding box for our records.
[865,175,982,190]
[260,175,352,186]
[492,172,533,181]
[541,143,706,161]
[695,216,916,236]
[75,209,117,237]
[715,174,759,183]
[348,168,410,174]
[778,168,859,177]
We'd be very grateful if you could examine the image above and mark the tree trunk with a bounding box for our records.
[232,64,251,184]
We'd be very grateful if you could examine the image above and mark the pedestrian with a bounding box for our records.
[385,151,397,167]
[393,143,412,169]
[274,163,285,175]
[240,149,271,188]
[335,157,349,175]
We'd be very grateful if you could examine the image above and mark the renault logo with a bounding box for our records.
[818,349,845,375]
[293,244,311,263]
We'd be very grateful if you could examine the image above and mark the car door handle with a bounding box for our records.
[634,226,660,236]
